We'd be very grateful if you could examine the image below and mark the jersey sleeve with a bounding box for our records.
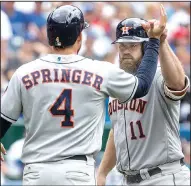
[1,71,22,123]
[103,65,138,103]
[163,76,190,100]
[156,68,190,101]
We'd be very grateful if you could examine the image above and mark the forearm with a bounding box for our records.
[134,38,160,98]
[98,129,116,176]
[159,40,185,90]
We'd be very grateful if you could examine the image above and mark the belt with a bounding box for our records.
[126,158,185,184]
[66,155,87,161]
[25,155,87,165]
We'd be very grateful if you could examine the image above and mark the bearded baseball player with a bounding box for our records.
[1,4,165,185]
[97,4,190,186]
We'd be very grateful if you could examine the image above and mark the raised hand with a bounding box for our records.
[160,28,168,42]
[142,4,167,39]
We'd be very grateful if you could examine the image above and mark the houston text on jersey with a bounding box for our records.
[109,98,147,115]
[21,68,103,91]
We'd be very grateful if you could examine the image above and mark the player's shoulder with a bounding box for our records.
[85,57,114,67]
[91,58,120,72]
[83,57,119,77]
[15,58,42,75]
[95,59,117,68]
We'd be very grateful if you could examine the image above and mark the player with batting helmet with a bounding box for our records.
[97,4,190,186]
[1,4,164,185]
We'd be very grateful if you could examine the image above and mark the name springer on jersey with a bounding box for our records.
[22,68,103,91]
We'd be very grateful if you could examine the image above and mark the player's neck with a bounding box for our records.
[52,47,78,56]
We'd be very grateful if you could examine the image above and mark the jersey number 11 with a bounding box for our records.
[130,120,146,140]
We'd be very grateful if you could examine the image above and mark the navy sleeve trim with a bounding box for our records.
[1,112,17,122]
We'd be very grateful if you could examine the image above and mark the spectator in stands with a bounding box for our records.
[27,2,47,43]
[1,2,31,39]
[1,10,13,93]
[1,10,12,66]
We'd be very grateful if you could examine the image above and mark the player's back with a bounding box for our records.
[17,54,111,164]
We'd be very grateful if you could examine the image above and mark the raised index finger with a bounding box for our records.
[159,4,167,28]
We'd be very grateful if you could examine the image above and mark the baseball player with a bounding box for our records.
[1,5,164,185]
[97,5,190,186]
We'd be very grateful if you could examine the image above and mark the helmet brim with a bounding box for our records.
[112,36,149,44]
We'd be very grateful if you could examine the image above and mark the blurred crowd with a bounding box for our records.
[1,2,190,185]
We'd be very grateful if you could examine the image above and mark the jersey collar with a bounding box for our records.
[40,54,85,64]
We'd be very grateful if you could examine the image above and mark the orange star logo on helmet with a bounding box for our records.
[121,26,132,35]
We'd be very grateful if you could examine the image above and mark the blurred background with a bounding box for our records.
[1,1,190,185]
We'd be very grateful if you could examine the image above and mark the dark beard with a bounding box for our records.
[119,58,141,74]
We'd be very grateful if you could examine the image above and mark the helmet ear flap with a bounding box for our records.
[142,41,148,55]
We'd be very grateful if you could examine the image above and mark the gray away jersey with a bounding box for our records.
[1,54,138,164]
[109,66,189,172]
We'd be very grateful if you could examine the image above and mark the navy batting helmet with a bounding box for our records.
[47,5,89,48]
[112,18,149,44]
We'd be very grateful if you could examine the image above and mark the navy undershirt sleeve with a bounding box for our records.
[133,38,160,99]
[0,117,12,139]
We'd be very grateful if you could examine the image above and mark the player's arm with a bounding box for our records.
[159,37,189,100]
[133,4,167,99]
[1,70,22,161]
[132,38,159,99]
[0,118,11,161]
[97,129,116,186]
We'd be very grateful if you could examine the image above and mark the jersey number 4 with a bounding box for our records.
[49,89,74,128]
[130,120,146,140]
